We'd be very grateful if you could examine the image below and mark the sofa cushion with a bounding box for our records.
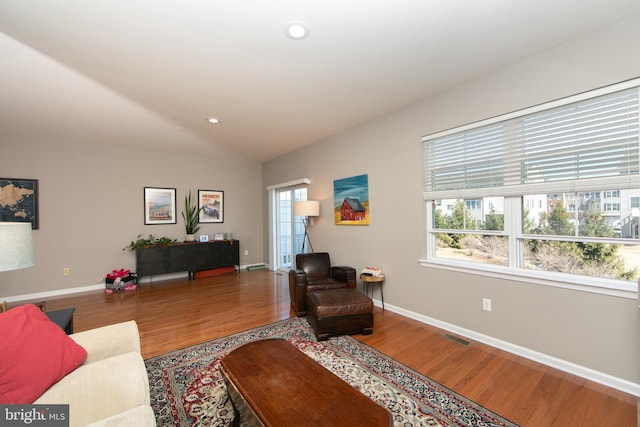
[0,304,87,404]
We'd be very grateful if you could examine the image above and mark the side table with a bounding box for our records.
[45,308,76,335]
[360,273,385,311]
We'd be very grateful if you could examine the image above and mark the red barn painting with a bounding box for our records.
[340,197,366,221]
[334,174,369,225]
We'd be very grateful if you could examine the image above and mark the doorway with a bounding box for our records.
[274,187,307,271]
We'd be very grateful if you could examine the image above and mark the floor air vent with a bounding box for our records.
[443,334,472,347]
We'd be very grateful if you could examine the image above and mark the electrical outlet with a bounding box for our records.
[483,298,492,312]
[63,267,70,276]
[244,250,249,256]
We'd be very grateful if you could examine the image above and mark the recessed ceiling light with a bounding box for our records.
[285,21,309,40]
[206,117,219,124]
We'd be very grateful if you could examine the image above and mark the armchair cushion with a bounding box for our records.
[297,252,331,279]
[289,252,356,317]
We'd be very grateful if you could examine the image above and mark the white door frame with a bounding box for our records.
[266,178,311,271]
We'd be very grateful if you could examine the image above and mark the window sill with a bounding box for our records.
[418,258,638,300]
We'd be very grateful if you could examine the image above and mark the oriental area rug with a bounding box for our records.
[145,317,518,427]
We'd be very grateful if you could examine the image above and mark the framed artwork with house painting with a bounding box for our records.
[333,174,369,225]
[144,187,176,225]
[0,178,39,229]
[198,190,224,223]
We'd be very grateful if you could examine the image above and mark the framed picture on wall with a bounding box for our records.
[144,187,177,225]
[198,190,224,223]
[0,178,39,229]
[333,174,369,225]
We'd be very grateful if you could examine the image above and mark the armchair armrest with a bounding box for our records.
[290,268,308,283]
[289,269,309,317]
[330,266,357,288]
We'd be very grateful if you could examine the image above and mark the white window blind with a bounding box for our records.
[423,81,640,200]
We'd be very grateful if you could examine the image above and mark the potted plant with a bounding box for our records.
[182,190,202,241]
[122,234,176,251]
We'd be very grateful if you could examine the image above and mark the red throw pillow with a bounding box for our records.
[0,304,87,403]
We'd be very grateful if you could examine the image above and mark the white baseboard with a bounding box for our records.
[374,300,640,397]
[5,283,105,303]
[4,267,254,304]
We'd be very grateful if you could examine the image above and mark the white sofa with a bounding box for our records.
[34,320,156,427]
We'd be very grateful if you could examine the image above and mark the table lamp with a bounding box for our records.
[293,200,319,253]
[0,222,36,312]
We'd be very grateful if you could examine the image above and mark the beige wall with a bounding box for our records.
[1,138,264,298]
[262,14,640,386]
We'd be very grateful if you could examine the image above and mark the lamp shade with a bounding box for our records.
[0,222,35,272]
[293,200,319,217]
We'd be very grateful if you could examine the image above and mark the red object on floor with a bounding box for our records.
[195,266,236,279]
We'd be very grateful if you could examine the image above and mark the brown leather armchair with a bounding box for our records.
[288,252,357,317]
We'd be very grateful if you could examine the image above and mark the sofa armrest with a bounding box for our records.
[330,266,357,288]
[70,320,141,365]
[35,352,151,426]
[86,405,156,427]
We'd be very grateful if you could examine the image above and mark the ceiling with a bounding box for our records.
[1,1,640,162]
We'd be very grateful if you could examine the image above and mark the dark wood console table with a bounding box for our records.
[136,240,239,280]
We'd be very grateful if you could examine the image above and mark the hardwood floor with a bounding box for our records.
[33,270,637,426]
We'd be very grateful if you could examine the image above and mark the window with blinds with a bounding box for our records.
[421,79,640,294]
[423,82,640,200]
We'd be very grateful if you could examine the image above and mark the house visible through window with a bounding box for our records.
[422,79,640,294]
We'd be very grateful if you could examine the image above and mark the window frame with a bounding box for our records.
[424,200,637,298]
[421,79,640,299]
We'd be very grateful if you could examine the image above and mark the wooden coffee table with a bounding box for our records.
[220,338,392,426]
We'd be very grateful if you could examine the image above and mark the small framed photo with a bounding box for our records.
[214,233,225,241]
[198,190,224,223]
[199,235,209,242]
[144,187,177,225]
